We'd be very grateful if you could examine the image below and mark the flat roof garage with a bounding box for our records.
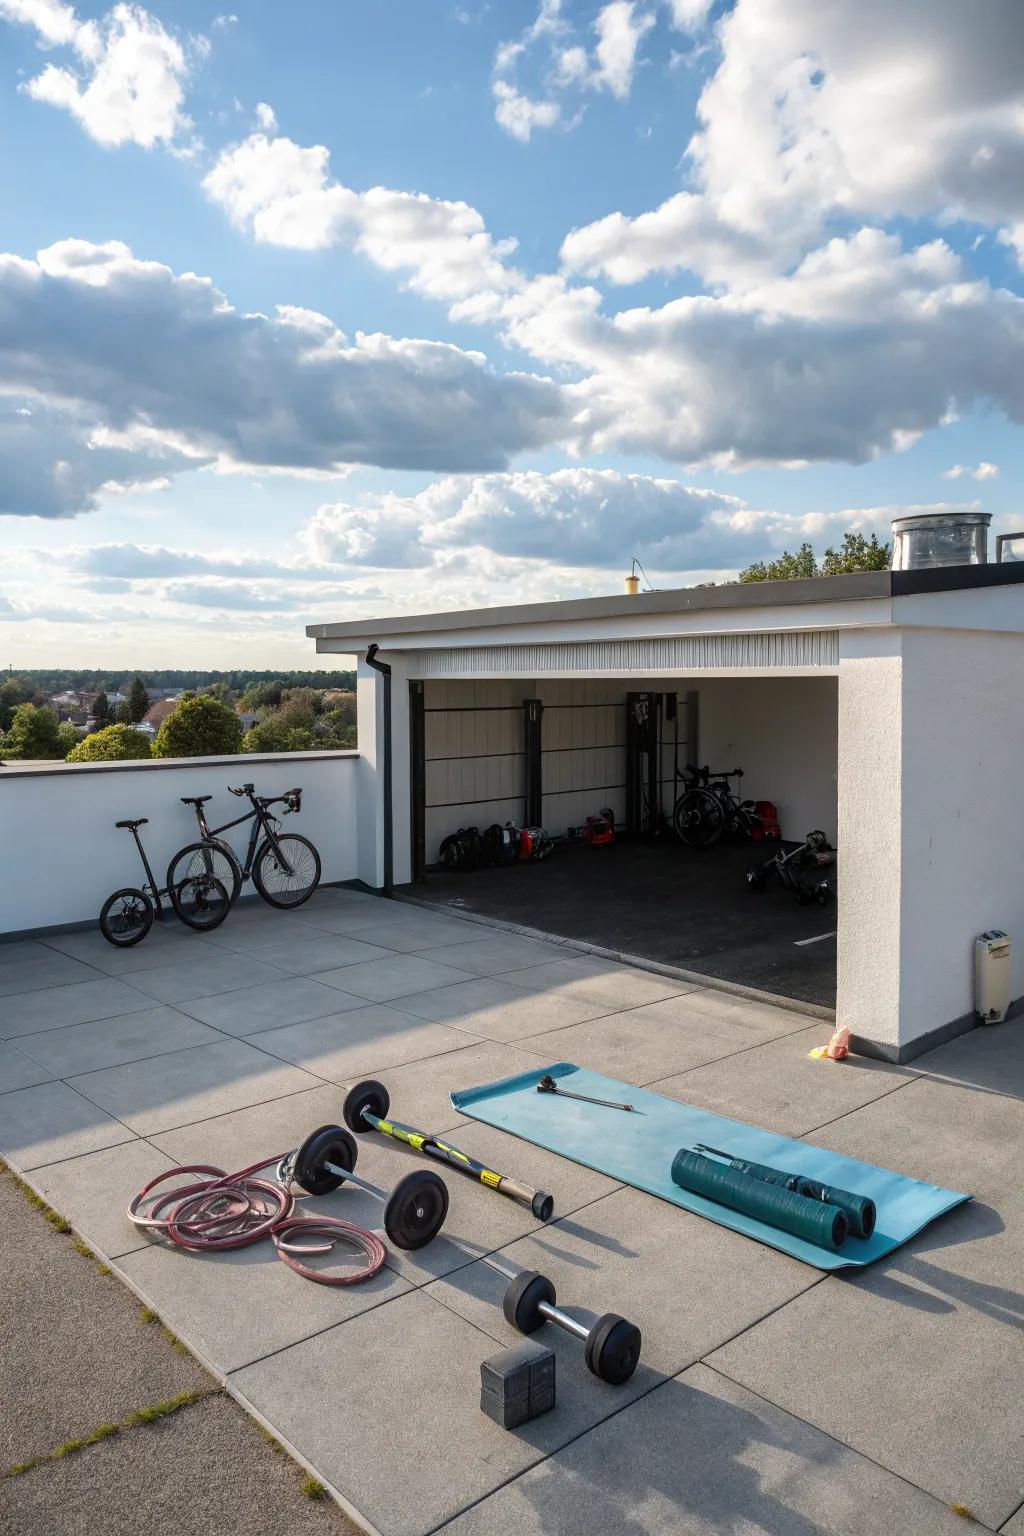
[308,562,1024,1062]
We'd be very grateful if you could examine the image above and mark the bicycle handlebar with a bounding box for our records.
[228,783,255,796]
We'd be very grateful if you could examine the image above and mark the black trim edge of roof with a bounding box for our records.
[892,563,1024,596]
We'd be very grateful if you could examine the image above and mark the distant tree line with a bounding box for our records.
[1,676,358,763]
[738,532,890,583]
[0,667,356,702]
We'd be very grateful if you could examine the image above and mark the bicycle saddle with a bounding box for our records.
[115,818,148,829]
[180,795,212,806]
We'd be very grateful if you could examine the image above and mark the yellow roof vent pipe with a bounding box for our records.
[625,557,651,595]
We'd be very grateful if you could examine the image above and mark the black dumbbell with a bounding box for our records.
[285,1124,449,1251]
[502,1269,641,1385]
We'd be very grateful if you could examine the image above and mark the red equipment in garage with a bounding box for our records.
[750,801,782,841]
[582,809,616,847]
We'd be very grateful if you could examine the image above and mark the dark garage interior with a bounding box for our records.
[406,676,839,1013]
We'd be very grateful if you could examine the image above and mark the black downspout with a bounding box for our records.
[364,644,393,895]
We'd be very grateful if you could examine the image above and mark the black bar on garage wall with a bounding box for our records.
[409,680,426,883]
[523,698,544,825]
[625,692,659,835]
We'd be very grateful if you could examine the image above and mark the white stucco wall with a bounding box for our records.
[0,752,359,937]
[695,677,839,840]
[897,627,1024,1040]
[835,637,904,1050]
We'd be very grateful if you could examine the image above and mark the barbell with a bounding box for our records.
[343,1079,554,1221]
[281,1124,449,1251]
[502,1268,641,1386]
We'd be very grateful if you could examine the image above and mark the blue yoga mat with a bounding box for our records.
[450,1062,971,1270]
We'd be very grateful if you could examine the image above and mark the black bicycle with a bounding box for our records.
[166,783,321,910]
[100,818,230,946]
[673,765,759,847]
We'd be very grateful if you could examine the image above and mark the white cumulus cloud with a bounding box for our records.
[943,461,1000,481]
[4,0,198,149]
[0,239,568,516]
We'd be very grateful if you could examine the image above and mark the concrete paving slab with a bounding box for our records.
[231,1288,641,1536]
[398,975,615,1043]
[0,938,54,964]
[0,951,103,998]
[416,934,576,978]
[120,952,288,1005]
[0,976,149,1039]
[175,975,366,1035]
[199,911,323,955]
[656,985,820,1036]
[649,1024,918,1137]
[316,952,479,1003]
[345,913,490,952]
[1002,1501,1024,1534]
[1,1391,355,1536]
[245,1006,486,1084]
[0,1167,210,1467]
[148,1081,352,1170]
[427,1184,819,1380]
[37,925,222,976]
[288,902,405,935]
[916,1019,1024,1100]
[67,1038,320,1136]
[509,956,691,1010]
[439,1361,973,1536]
[809,1074,1024,1206]
[15,1006,223,1077]
[519,1003,790,1087]
[351,1039,548,1135]
[251,933,394,976]
[27,1138,180,1259]
[116,1231,411,1373]
[707,1196,1024,1530]
[0,1039,56,1094]
[0,1080,135,1169]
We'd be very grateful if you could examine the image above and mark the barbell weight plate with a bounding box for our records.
[343,1079,391,1134]
[383,1170,449,1250]
[502,1269,556,1335]
[293,1124,357,1196]
[584,1313,641,1385]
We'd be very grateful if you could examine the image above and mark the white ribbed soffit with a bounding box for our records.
[414,630,840,675]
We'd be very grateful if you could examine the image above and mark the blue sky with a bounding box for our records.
[1,0,1023,665]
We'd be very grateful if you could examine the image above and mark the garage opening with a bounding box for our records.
[405,675,839,1010]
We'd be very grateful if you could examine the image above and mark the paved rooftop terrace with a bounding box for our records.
[1,887,1022,1535]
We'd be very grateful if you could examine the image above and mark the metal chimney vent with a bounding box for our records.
[890,510,991,570]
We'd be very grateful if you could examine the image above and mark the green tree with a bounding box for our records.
[236,680,286,714]
[202,680,236,707]
[92,691,111,729]
[1,703,65,760]
[154,695,243,758]
[67,724,152,763]
[56,721,78,758]
[820,531,890,574]
[739,543,819,583]
[242,718,316,754]
[0,677,27,733]
[740,533,891,583]
[125,676,150,723]
[316,707,357,749]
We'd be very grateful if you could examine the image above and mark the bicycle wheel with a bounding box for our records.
[253,833,321,908]
[166,839,243,908]
[100,887,154,947]
[673,789,725,847]
[173,874,231,931]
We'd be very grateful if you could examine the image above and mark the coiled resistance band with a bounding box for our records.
[128,1157,386,1285]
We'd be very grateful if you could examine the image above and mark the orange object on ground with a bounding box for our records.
[808,1026,851,1062]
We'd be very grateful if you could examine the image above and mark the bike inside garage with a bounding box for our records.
[404,673,839,1011]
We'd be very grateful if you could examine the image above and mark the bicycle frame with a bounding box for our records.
[126,826,169,915]
[192,791,297,880]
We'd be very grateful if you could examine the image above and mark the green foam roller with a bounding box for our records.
[671,1150,849,1251]
[719,1155,876,1239]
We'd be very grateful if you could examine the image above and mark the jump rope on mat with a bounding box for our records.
[128,1155,386,1286]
